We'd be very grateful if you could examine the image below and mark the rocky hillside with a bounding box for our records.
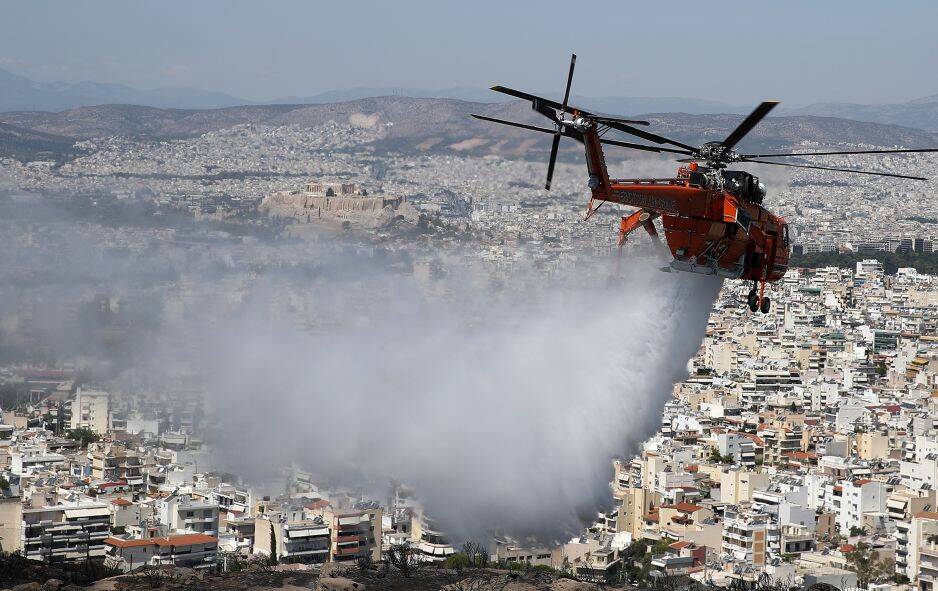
[0,561,614,591]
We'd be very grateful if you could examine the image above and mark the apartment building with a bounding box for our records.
[69,387,109,434]
[410,512,455,562]
[910,512,938,588]
[104,532,217,571]
[890,488,936,578]
[89,443,144,491]
[722,509,768,568]
[254,514,331,564]
[10,447,67,476]
[0,492,23,553]
[837,479,887,533]
[156,493,219,536]
[318,507,383,563]
[21,502,110,563]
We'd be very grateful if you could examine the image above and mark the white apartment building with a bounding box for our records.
[10,447,67,476]
[837,479,887,533]
[722,509,768,568]
[70,387,110,434]
[156,494,219,536]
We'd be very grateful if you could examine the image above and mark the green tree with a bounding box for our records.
[66,427,99,448]
[845,542,894,589]
[444,552,470,569]
[791,250,938,275]
[268,521,278,565]
[849,526,869,537]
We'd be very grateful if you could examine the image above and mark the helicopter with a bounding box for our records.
[472,54,938,313]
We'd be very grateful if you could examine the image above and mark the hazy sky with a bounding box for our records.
[3,0,937,106]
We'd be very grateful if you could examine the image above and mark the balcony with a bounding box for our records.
[921,544,938,559]
[284,547,329,558]
[334,546,363,557]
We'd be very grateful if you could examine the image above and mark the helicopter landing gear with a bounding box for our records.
[760,296,771,314]
[747,287,759,312]
[747,283,771,314]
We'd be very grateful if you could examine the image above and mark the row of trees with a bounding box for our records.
[791,250,938,274]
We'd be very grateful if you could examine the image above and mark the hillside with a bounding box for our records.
[0,121,80,162]
[792,95,938,132]
[0,97,936,162]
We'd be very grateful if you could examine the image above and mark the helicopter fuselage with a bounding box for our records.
[582,126,790,282]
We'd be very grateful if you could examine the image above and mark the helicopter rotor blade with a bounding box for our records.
[490,86,596,118]
[472,115,697,156]
[470,114,558,135]
[489,85,650,125]
[544,54,578,192]
[742,147,938,158]
[595,116,651,126]
[561,54,576,113]
[601,138,694,155]
[602,120,699,153]
[722,101,779,150]
[741,158,927,181]
[545,133,562,190]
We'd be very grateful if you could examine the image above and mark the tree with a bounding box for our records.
[444,552,471,570]
[268,521,278,566]
[388,543,420,577]
[461,540,487,567]
[849,526,869,537]
[356,553,373,576]
[845,542,894,589]
[67,427,100,448]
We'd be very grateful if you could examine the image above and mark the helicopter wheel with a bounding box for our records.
[760,296,771,314]
[748,295,759,312]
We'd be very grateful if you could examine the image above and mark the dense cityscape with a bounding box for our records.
[0,102,936,591]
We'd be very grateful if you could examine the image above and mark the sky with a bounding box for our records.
[2,0,938,106]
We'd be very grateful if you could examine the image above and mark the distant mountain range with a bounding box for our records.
[0,67,749,115]
[785,96,938,134]
[3,67,938,132]
[0,67,246,112]
[2,97,936,163]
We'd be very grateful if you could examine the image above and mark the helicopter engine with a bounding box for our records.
[722,170,766,204]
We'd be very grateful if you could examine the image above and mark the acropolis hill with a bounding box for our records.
[261,180,418,229]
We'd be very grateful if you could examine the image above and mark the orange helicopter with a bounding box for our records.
[473,55,938,313]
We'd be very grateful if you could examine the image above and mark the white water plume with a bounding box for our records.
[202,255,721,541]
